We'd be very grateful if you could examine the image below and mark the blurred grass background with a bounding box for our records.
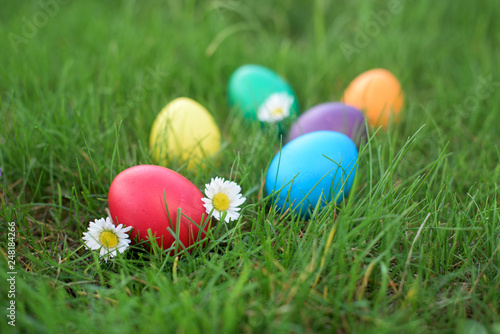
[0,0,499,333]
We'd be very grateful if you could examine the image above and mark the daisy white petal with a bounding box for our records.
[257,92,294,123]
[82,217,132,262]
[202,177,246,223]
[230,196,246,207]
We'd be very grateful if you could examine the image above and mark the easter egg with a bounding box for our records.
[149,97,221,169]
[228,64,299,123]
[265,131,358,218]
[108,165,211,252]
[342,68,404,128]
[287,102,367,147]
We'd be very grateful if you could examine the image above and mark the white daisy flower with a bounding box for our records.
[257,92,294,123]
[82,217,132,262]
[201,177,246,223]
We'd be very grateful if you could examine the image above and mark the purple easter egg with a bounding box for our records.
[287,102,367,146]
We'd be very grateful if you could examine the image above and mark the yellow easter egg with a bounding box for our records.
[342,68,404,128]
[149,97,221,169]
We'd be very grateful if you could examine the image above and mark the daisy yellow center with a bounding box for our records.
[271,107,284,117]
[213,193,230,211]
[100,231,118,248]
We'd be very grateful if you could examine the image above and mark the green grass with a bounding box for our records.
[1,0,499,333]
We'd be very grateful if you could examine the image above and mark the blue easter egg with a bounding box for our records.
[265,131,358,218]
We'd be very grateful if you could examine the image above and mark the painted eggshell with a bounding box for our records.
[227,64,299,123]
[342,68,404,128]
[108,165,211,252]
[149,97,221,170]
[287,102,367,147]
[265,131,358,218]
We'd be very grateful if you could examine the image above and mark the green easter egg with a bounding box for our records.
[228,64,299,123]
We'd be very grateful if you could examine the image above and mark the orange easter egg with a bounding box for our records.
[342,68,404,128]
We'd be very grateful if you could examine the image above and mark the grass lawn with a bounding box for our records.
[1,0,499,333]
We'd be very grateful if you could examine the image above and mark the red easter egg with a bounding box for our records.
[108,165,210,253]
